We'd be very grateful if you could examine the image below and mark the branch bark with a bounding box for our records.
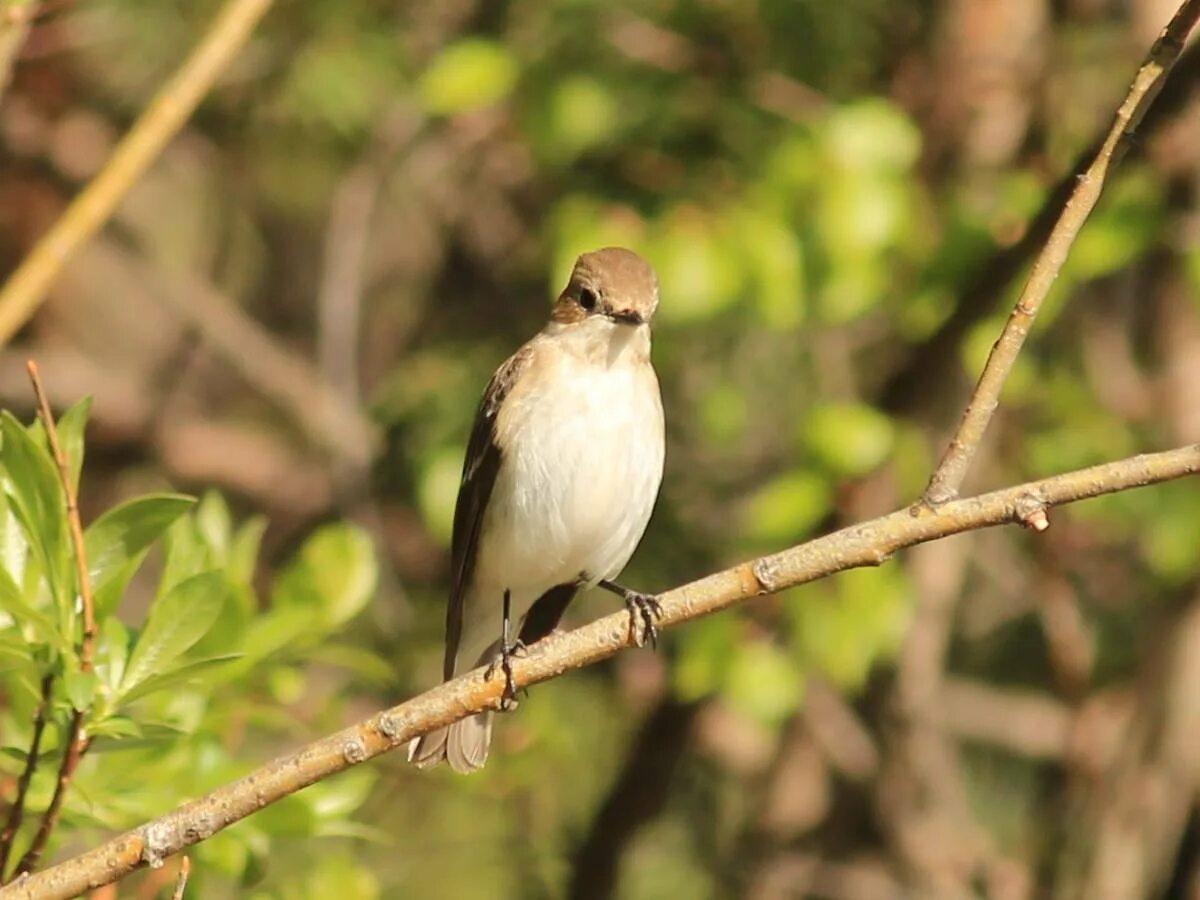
[2,444,1197,900]
[0,0,275,345]
[921,0,1200,505]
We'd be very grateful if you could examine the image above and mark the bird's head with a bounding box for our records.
[551,247,660,328]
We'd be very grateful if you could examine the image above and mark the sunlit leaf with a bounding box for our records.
[273,524,376,629]
[63,667,97,710]
[743,470,832,545]
[119,654,242,706]
[0,562,71,654]
[419,39,518,115]
[802,403,895,477]
[723,639,805,727]
[85,494,196,613]
[121,571,230,693]
[0,412,70,616]
[55,396,93,497]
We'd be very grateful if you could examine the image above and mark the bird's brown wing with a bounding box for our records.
[443,343,534,680]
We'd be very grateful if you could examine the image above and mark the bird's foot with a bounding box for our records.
[484,639,527,711]
[624,592,664,649]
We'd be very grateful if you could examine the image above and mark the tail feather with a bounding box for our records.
[408,712,494,774]
[410,637,501,773]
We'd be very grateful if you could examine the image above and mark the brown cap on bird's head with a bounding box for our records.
[553,247,660,326]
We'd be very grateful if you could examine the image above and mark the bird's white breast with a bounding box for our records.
[481,337,662,594]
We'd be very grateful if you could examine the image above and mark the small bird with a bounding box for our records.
[409,247,666,774]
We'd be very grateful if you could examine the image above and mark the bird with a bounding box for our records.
[409,247,666,774]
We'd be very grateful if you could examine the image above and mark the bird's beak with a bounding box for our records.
[606,308,645,326]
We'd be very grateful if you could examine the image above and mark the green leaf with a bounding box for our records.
[118,654,242,706]
[63,668,97,711]
[56,396,93,497]
[743,470,832,545]
[159,516,213,596]
[253,794,317,837]
[0,562,71,654]
[273,524,377,628]
[673,616,737,701]
[228,516,267,589]
[88,715,142,740]
[309,644,395,684]
[786,567,910,690]
[302,768,377,819]
[85,494,196,608]
[723,640,805,728]
[88,721,187,753]
[419,39,518,115]
[0,630,31,663]
[121,571,230,693]
[0,412,70,617]
[802,403,895,477]
[239,606,318,665]
[196,491,233,561]
[0,481,29,587]
[96,616,130,698]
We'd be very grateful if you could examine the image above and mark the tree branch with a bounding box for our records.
[0,0,275,345]
[0,674,52,879]
[0,2,36,107]
[169,857,190,900]
[921,0,1200,505]
[2,444,1197,900]
[9,361,99,878]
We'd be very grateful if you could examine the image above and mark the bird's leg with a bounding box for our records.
[484,589,525,710]
[598,580,663,649]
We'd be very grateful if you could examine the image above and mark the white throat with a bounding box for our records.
[544,316,651,368]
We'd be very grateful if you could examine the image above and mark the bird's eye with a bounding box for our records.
[579,287,598,311]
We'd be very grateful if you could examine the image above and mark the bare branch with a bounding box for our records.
[0,0,275,345]
[3,444,1197,900]
[10,361,99,878]
[0,2,36,106]
[169,857,190,900]
[922,0,1200,505]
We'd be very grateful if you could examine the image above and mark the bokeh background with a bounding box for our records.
[2,0,1200,897]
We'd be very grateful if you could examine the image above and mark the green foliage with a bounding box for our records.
[0,410,382,886]
[419,39,519,116]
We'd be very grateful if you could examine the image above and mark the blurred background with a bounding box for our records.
[2,0,1200,897]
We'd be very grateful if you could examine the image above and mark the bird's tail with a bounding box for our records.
[408,711,494,773]
[409,636,502,773]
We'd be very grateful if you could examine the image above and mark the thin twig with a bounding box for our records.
[26,361,94,669]
[0,674,53,880]
[0,0,275,345]
[11,361,98,877]
[0,1,37,105]
[922,0,1200,505]
[170,857,190,900]
[4,443,1198,900]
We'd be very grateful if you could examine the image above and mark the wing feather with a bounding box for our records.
[443,344,534,679]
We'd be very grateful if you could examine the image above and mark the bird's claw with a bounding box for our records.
[624,592,664,649]
[485,639,527,711]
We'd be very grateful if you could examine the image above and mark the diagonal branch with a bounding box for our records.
[922,0,1200,505]
[0,0,275,346]
[0,2,37,106]
[3,443,1197,900]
